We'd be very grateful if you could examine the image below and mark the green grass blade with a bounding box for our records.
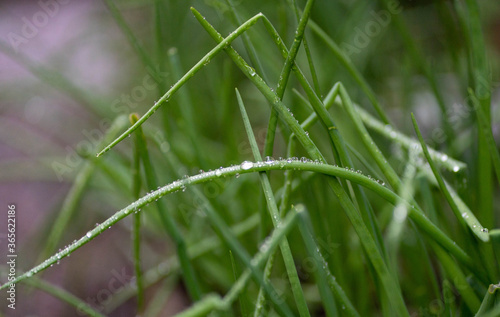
[296,204,361,317]
[229,250,248,317]
[490,229,500,276]
[332,83,482,273]
[411,113,489,241]
[102,0,161,82]
[455,0,494,230]
[220,209,301,314]
[191,8,493,314]
[476,284,500,317]
[291,85,387,258]
[21,277,107,317]
[38,115,129,261]
[106,214,260,311]
[385,148,417,278]
[290,0,320,96]
[253,251,277,317]
[224,0,269,84]
[130,113,145,313]
[96,11,265,157]
[167,47,208,168]
[469,90,500,186]
[172,294,224,317]
[236,88,311,317]
[307,20,391,124]
[258,19,387,260]
[199,199,295,316]
[1,159,473,292]
[351,103,466,173]
[131,114,202,301]
[264,0,315,159]
[431,242,482,312]
[297,206,339,317]
[276,0,315,99]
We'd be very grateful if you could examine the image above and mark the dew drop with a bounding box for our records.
[235,173,240,178]
[481,228,489,233]
[86,231,92,238]
[453,165,460,172]
[441,154,448,162]
[246,65,256,77]
[215,169,222,177]
[241,161,253,170]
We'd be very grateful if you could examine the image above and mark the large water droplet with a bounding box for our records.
[86,231,92,238]
[246,65,256,77]
[241,161,253,170]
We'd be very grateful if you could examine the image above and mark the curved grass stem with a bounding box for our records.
[236,88,311,317]
[2,159,471,303]
[96,11,265,157]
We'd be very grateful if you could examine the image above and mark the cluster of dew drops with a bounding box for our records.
[191,156,387,187]
[23,160,390,280]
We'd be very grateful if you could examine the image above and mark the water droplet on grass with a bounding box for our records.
[86,232,92,238]
[453,165,460,172]
[241,161,253,170]
[246,65,256,77]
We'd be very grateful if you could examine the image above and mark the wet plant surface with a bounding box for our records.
[0,0,500,316]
